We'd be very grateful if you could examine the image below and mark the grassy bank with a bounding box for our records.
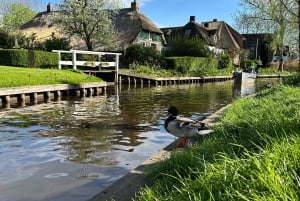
[0,66,102,88]
[120,65,292,78]
[136,75,300,200]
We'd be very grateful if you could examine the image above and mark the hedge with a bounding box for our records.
[0,49,59,68]
[165,57,218,75]
[33,50,59,68]
[0,49,28,67]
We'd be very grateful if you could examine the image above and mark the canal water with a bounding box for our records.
[0,78,280,201]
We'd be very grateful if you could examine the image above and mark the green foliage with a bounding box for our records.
[125,44,165,69]
[33,51,59,68]
[165,57,218,76]
[2,3,36,32]
[239,59,259,69]
[163,36,213,57]
[0,66,102,87]
[137,83,300,201]
[0,49,58,68]
[0,30,15,48]
[282,73,300,86]
[217,52,233,69]
[44,33,71,51]
[0,49,28,67]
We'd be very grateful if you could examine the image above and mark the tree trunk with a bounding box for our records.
[278,47,284,71]
[85,36,93,51]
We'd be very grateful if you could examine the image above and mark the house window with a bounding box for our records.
[151,43,157,48]
[151,33,162,42]
[140,41,146,47]
[185,29,191,37]
[138,31,149,40]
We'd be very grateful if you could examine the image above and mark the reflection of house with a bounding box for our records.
[161,17,245,64]
[19,1,165,52]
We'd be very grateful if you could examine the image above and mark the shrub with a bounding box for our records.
[163,36,213,58]
[33,50,59,68]
[125,44,164,69]
[165,57,218,76]
[240,59,259,69]
[282,73,300,86]
[0,49,28,67]
[218,52,233,69]
[0,30,14,48]
[44,33,71,51]
[0,49,58,68]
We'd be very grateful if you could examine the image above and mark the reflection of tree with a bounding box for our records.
[0,82,243,166]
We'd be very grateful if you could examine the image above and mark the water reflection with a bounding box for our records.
[0,79,281,201]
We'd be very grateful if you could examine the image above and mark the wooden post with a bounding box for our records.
[17,94,26,107]
[72,50,77,70]
[30,93,38,104]
[54,91,61,101]
[115,54,120,83]
[44,92,51,102]
[58,52,61,69]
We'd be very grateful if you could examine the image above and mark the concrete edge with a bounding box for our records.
[87,105,230,201]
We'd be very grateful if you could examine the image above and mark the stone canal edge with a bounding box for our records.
[88,105,230,201]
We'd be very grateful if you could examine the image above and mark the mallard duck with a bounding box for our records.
[164,106,213,148]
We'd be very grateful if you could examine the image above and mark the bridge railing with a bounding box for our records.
[52,49,122,83]
[52,50,122,70]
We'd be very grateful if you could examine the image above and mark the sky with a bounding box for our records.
[42,0,241,28]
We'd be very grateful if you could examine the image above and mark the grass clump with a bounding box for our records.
[136,81,300,201]
[0,66,102,88]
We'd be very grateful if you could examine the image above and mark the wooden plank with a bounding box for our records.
[0,82,107,96]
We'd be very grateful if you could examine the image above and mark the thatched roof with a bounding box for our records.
[18,3,164,51]
[161,17,245,50]
[113,8,163,50]
[200,19,245,49]
[19,11,63,40]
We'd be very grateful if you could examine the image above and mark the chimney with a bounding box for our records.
[47,3,51,12]
[213,18,218,22]
[190,16,195,22]
[131,0,139,11]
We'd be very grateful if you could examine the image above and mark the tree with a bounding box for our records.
[234,0,298,70]
[2,3,36,32]
[55,0,121,51]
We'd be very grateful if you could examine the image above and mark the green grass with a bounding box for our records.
[120,65,292,78]
[0,66,102,88]
[136,80,300,201]
[120,65,233,78]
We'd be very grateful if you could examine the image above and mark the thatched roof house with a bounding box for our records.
[19,1,165,52]
[161,17,245,64]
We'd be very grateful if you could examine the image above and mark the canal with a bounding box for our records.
[0,78,280,201]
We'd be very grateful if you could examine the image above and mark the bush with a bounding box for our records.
[0,49,58,68]
[165,57,218,76]
[0,30,14,48]
[163,36,213,58]
[125,44,164,69]
[240,59,259,69]
[0,49,28,67]
[34,50,59,68]
[282,73,300,86]
[44,34,71,51]
[218,52,233,69]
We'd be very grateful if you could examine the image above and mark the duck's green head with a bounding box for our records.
[168,106,179,116]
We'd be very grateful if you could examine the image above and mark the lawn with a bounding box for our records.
[0,66,102,88]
